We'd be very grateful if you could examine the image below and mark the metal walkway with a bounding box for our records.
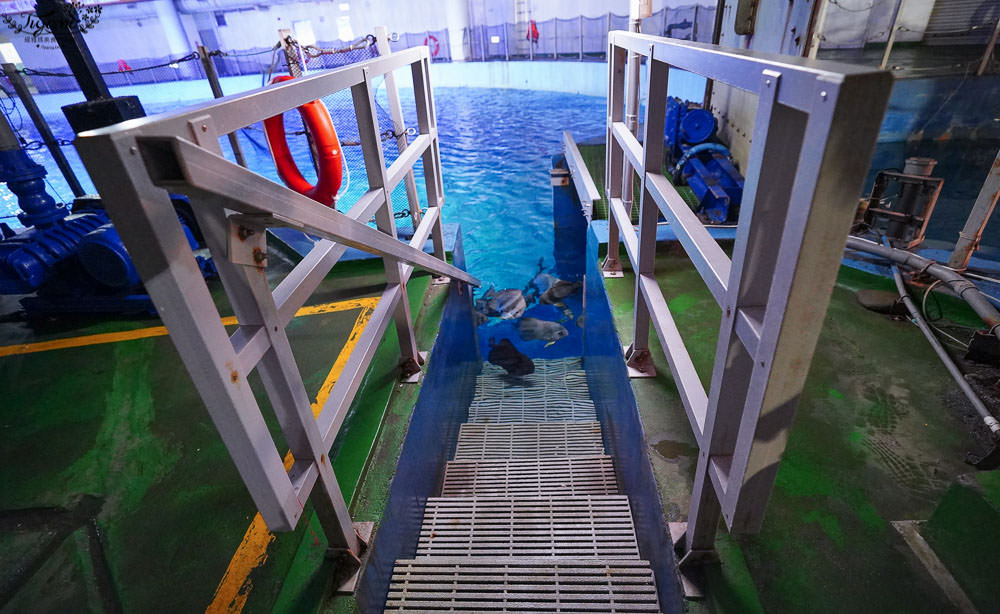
[385,357,661,613]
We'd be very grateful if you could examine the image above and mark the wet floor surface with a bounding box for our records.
[0,257,440,614]
[603,243,996,614]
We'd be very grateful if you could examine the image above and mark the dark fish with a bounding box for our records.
[517,317,568,346]
[476,286,527,320]
[537,276,582,305]
[488,338,535,376]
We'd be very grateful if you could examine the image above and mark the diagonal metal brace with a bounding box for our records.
[136,135,480,287]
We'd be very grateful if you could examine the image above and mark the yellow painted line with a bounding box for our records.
[0,296,379,358]
[206,301,376,614]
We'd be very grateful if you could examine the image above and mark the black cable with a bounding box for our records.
[20,52,199,77]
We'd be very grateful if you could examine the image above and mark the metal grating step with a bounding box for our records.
[467,400,598,423]
[469,358,597,423]
[454,422,606,459]
[385,557,660,612]
[442,456,618,497]
[417,495,640,558]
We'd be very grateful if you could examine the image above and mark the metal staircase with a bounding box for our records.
[385,358,662,612]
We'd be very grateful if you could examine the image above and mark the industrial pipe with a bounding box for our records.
[885,246,1000,468]
[846,236,1000,342]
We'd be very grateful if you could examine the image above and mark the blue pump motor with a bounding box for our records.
[77,220,199,289]
[0,210,109,293]
[664,97,716,161]
[681,152,745,224]
[663,98,745,224]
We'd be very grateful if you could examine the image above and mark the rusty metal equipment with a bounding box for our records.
[862,157,944,249]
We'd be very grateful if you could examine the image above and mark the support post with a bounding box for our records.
[411,56,448,267]
[807,0,830,60]
[34,0,110,101]
[2,62,85,196]
[352,69,423,380]
[579,15,584,60]
[375,26,423,226]
[977,15,1000,76]
[504,23,510,61]
[197,45,247,168]
[880,0,904,70]
[947,148,1000,270]
[278,29,304,77]
[602,41,627,278]
[625,47,668,379]
[623,10,643,225]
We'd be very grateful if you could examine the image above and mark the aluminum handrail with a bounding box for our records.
[562,131,601,221]
[603,30,892,565]
[74,45,475,569]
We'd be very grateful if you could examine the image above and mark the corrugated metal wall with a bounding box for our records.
[924,0,1000,44]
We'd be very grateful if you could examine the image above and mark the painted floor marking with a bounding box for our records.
[891,520,979,614]
[0,297,378,358]
[206,301,377,614]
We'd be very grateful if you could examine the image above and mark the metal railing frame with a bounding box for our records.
[603,31,892,563]
[562,131,600,223]
[74,46,478,563]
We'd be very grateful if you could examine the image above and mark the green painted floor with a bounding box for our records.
[0,255,447,614]
[601,241,999,613]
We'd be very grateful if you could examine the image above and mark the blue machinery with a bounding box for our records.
[0,111,209,313]
[0,0,212,314]
[664,97,744,224]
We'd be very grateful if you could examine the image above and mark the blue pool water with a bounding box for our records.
[0,86,606,299]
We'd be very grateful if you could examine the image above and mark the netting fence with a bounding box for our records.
[466,7,715,61]
[0,35,432,233]
[0,8,719,230]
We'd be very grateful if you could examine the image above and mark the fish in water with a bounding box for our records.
[517,317,569,346]
[488,338,535,376]
[536,276,582,305]
[476,286,527,320]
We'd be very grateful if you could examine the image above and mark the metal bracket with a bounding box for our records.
[400,350,428,384]
[331,520,375,594]
[624,343,656,378]
[550,167,570,187]
[602,255,624,278]
[227,214,268,267]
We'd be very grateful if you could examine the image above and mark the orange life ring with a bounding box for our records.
[424,34,440,57]
[262,75,344,207]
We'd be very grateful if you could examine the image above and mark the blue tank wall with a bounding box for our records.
[581,224,684,613]
[354,230,482,613]
[549,158,684,612]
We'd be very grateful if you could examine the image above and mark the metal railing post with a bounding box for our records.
[880,0,904,70]
[553,19,558,60]
[411,56,448,265]
[947,148,1000,269]
[602,41,626,278]
[623,16,642,221]
[504,23,510,61]
[278,28,303,76]
[374,26,423,225]
[579,15,584,59]
[977,17,1000,76]
[625,48,668,378]
[197,45,247,168]
[352,68,423,379]
[2,63,85,197]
